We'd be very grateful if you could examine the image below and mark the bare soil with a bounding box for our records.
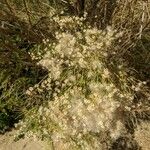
[0,130,47,150]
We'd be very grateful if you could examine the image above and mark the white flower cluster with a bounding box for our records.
[22,81,127,149]
[26,25,123,98]
[24,82,123,149]
[36,26,120,76]
[45,82,121,133]
[21,16,129,149]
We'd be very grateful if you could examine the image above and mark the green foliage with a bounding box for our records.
[0,112,9,133]
[0,45,47,132]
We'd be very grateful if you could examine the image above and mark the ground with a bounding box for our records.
[0,130,47,150]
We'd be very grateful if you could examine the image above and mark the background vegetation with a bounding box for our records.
[0,0,150,149]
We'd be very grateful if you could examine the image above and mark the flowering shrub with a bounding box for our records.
[14,15,134,149]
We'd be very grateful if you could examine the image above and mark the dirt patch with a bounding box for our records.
[0,130,47,150]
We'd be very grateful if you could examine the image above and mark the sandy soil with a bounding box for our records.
[0,130,47,150]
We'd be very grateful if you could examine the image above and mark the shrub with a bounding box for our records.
[14,16,133,149]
